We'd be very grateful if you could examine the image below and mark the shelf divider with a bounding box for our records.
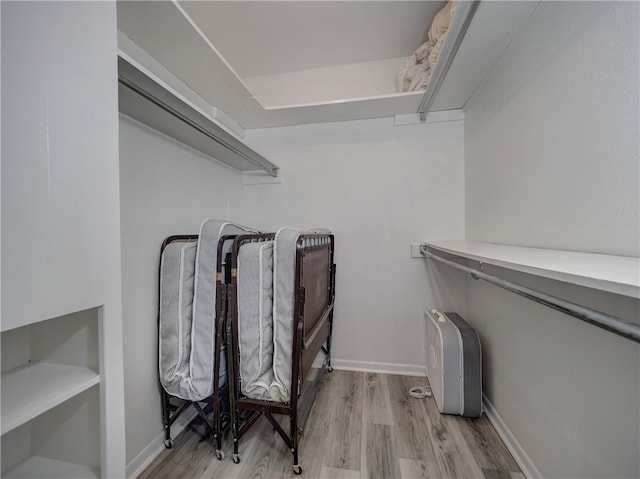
[4,456,99,479]
[1,363,100,435]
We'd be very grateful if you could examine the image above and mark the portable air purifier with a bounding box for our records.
[425,309,482,417]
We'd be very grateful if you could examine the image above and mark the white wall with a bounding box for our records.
[1,2,126,476]
[119,116,247,472]
[244,116,467,373]
[1,1,123,328]
[463,2,639,478]
[465,1,639,257]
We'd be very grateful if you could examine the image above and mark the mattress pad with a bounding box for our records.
[159,219,255,401]
[269,228,331,402]
[237,240,275,399]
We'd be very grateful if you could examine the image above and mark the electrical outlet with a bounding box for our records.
[411,243,426,258]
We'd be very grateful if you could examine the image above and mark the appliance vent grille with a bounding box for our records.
[425,313,444,411]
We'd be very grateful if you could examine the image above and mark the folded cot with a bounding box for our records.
[226,228,336,474]
[157,219,257,456]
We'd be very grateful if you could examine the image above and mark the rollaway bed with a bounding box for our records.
[157,220,335,473]
[158,219,256,458]
[226,228,336,474]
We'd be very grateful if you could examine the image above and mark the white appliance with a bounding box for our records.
[425,310,482,417]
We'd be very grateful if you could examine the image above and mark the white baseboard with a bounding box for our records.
[126,407,197,479]
[482,394,542,479]
[332,359,426,377]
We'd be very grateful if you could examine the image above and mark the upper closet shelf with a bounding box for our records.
[116,1,540,129]
[426,241,640,299]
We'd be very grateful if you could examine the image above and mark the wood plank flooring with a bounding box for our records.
[138,371,522,479]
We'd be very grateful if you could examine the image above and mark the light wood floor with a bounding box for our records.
[139,370,523,479]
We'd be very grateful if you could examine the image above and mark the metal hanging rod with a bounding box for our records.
[421,245,640,343]
[118,57,279,177]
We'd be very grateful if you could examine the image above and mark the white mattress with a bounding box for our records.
[269,228,299,402]
[237,241,274,399]
[159,219,256,401]
[269,227,331,402]
[233,228,331,403]
[159,241,196,388]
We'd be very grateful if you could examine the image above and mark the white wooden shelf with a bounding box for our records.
[117,1,541,129]
[426,240,640,299]
[1,362,100,435]
[230,91,426,129]
[4,456,99,479]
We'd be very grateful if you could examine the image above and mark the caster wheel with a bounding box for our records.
[327,366,334,373]
[232,454,240,464]
[215,449,225,461]
[163,439,174,449]
[293,464,303,475]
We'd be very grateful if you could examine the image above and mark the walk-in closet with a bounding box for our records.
[1,1,638,478]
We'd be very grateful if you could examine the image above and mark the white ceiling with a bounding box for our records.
[177,1,446,78]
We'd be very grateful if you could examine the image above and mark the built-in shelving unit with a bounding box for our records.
[1,363,99,435]
[1,308,101,478]
[426,240,640,299]
[114,0,542,180]
[4,456,99,479]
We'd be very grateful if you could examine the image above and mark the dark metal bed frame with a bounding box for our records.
[225,232,336,475]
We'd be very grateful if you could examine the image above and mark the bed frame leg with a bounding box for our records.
[213,398,225,460]
[161,391,173,448]
[290,415,302,474]
[230,394,240,463]
[229,405,240,463]
[232,436,240,464]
